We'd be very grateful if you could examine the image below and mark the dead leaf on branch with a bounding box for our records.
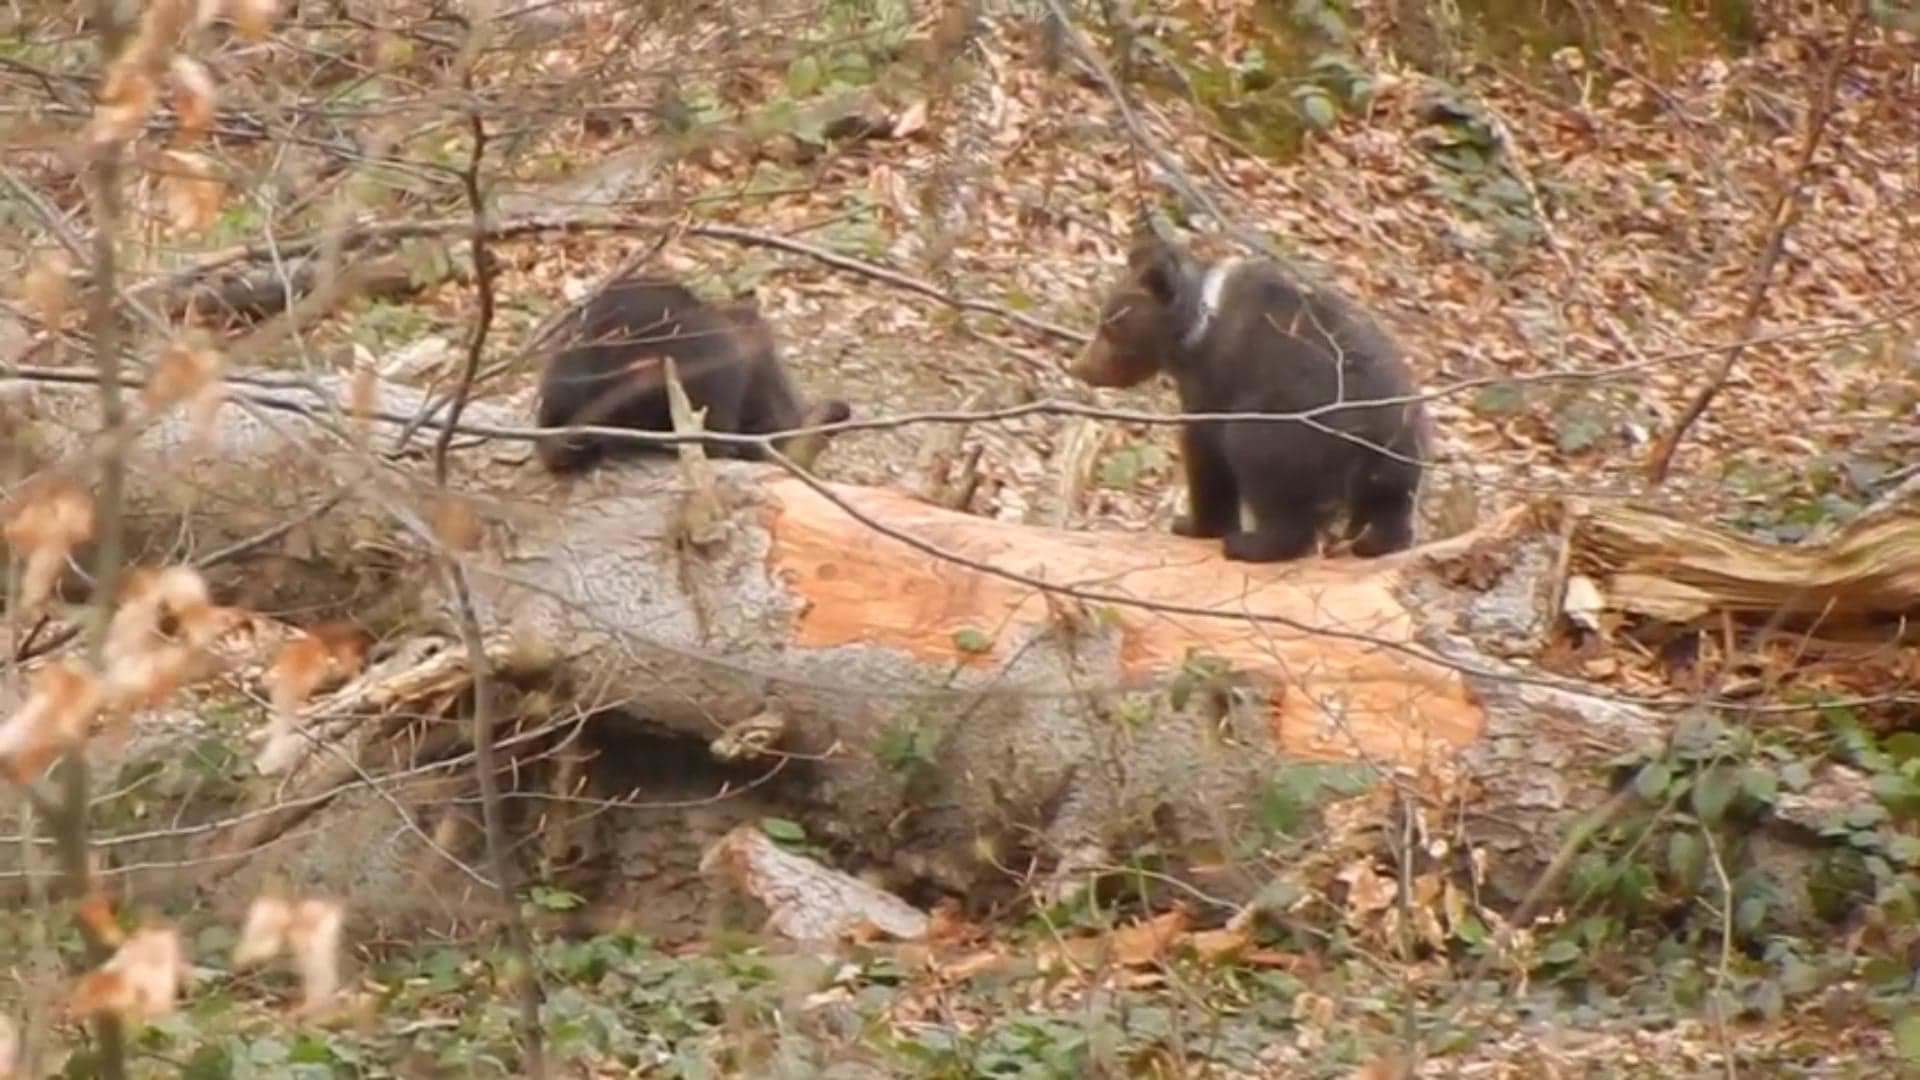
[67,925,189,1024]
[0,661,103,783]
[231,0,280,41]
[88,67,158,145]
[167,55,217,144]
[20,250,73,327]
[160,149,227,233]
[233,895,349,1013]
[3,479,96,611]
[143,338,227,447]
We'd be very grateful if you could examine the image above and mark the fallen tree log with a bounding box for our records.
[2,372,1905,936]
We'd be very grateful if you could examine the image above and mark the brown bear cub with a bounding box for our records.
[534,277,852,474]
[1072,218,1431,563]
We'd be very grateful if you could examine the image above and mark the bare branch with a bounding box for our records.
[1644,0,1872,484]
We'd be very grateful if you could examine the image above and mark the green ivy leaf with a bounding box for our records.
[1539,939,1581,965]
[183,1044,234,1080]
[1887,834,1920,864]
[1781,759,1814,791]
[1846,804,1889,829]
[1168,670,1197,712]
[1738,765,1779,805]
[1554,398,1609,454]
[761,816,807,843]
[1894,1011,1920,1063]
[529,885,585,912]
[1295,89,1338,130]
[1666,830,1703,889]
[787,55,824,97]
[1887,732,1920,763]
[791,110,827,147]
[952,627,992,654]
[1734,894,1770,934]
[1864,956,1910,988]
[1472,383,1527,416]
[1102,448,1145,491]
[1690,764,1739,825]
[1453,914,1487,945]
[1634,760,1673,800]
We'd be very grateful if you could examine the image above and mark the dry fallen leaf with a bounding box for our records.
[1049,906,1190,970]
[167,55,216,144]
[87,65,157,146]
[233,895,348,1012]
[266,622,366,720]
[21,250,73,326]
[93,565,226,718]
[76,892,124,948]
[105,565,212,670]
[0,661,103,782]
[3,479,95,611]
[143,339,227,446]
[256,623,369,772]
[230,0,279,40]
[160,149,226,233]
[1349,1055,1413,1080]
[143,341,224,410]
[432,496,481,552]
[1185,926,1252,963]
[1338,858,1394,919]
[892,98,929,138]
[232,896,293,968]
[288,896,348,1007]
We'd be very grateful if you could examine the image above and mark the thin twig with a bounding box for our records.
[115,212,1089,347]
[1644,0,1870,484]
[1037,0,1280,260]
[58,1,134,1074]
[444,45,549,1078]
[436,114,494,487]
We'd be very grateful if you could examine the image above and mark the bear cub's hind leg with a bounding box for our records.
[1223,466,1321,564]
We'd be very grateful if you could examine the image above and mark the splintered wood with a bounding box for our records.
[758,476,1490,772]
[701,824,930,944]
[1576,502,1920,630]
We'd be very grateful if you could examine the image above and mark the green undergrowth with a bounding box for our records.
[10,918,1409,1078]
[1123,0,1777,166]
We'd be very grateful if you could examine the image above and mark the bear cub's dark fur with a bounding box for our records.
[534,277,852,475]
[1072,220,1431,563]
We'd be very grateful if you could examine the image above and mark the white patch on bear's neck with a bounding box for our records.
[1180,258,1242,350]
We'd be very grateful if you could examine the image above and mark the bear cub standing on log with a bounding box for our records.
[1072,216,1431,563]
[534,277,853,474]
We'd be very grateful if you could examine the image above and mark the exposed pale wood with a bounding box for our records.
[700,824,931,943]
[1578,502,1920,626]
[765,477,1487,772]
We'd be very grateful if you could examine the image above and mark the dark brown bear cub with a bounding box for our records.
[534,277,852,474]
[1072,219,1431,563]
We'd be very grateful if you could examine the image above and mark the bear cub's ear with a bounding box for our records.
[1125,227,1192,306]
